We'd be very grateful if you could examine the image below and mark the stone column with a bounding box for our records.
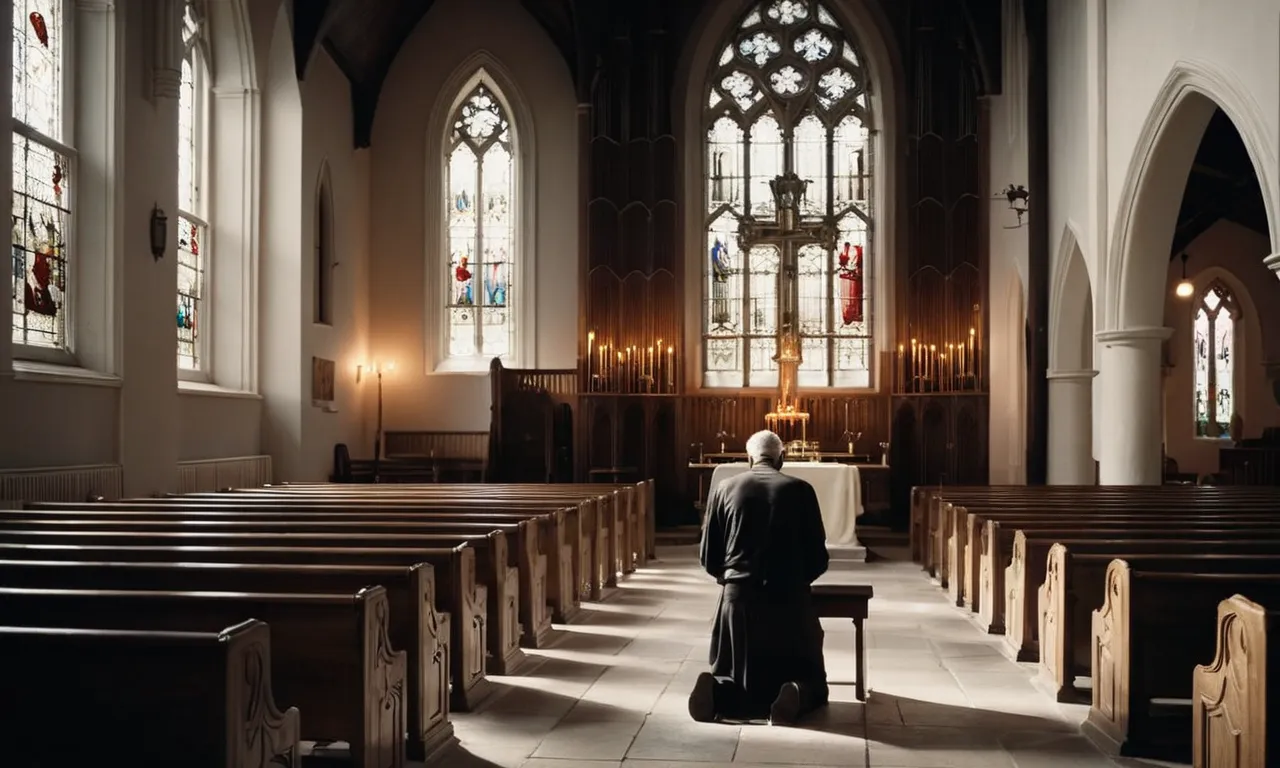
[1096,327,1172,485]
[1047,369,1098,485]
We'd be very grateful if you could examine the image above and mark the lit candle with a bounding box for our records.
[929,345,936,385]
[587,331,595,388]
[647,346,654,390]
[667,346,674,389]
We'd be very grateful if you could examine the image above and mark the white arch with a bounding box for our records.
[425,52,538,371]
[672,0,907,391]
[1106,59,1279,331]
[1048,220,1094,372]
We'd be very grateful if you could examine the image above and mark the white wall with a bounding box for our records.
[1162,221,1280,476]
[1042,0,1280,483]
[987,0,1031,484]
[0,1,372,487]
[368,0,578,434]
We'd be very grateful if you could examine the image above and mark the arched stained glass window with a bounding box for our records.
[176,1,209,371]
[1193,281,1237,437]
[445,82,515,361]
[703,0,873,388]
[11,0,71,352]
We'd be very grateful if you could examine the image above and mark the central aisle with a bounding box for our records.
[444,545,1138,768]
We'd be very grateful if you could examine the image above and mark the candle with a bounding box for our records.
[647,346,654,391]
[667,346,674,389]
[587,331,595,389]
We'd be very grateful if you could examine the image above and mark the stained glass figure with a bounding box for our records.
[12,0,68,350]
[176,216,205,370]
[176,1,209,371]
[1193,281,1237,438]
[445,81,515,361]
[703,0,873,388]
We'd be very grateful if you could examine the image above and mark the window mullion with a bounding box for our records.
[474,153,485,354]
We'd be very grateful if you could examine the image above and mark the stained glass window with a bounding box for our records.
[703,0,873,388]
[176,1,208,370]
[11,0,71,351]
[445,82,514,361]
[1192,282,1237,438]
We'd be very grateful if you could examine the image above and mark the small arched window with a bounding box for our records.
[1192,281,1238,437]
[444,81,515,362]
[176,1,210,372]
[702,0,874,388]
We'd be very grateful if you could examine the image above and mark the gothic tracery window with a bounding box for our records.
[1193,281,1237,437]
[177,1,209,371]
[445,81,515,362]
[703,0,873,388]
[11,0,71,352]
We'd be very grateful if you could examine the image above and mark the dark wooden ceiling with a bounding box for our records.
[1172,108,1270,258]
[292,0,1004,148]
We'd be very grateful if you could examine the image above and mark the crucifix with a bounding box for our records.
[738,171,837,450]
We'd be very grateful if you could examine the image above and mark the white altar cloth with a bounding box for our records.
[707,462,862,546]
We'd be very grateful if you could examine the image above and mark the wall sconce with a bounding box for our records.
[150,205,168,260]
[1175,252,1194,298]
[999,184,1030,229]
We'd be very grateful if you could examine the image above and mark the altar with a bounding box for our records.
[707,463,864,558]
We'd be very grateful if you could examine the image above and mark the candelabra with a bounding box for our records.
[894,327,984,393]
[583,330,678,394]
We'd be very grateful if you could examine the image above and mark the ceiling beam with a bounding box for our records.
[293,0,352,81]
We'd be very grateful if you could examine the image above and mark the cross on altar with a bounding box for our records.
[738,172,838,449]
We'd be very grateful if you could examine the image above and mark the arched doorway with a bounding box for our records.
[1098,64,1277,485]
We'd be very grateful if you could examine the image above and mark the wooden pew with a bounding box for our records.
[1082,563,1280,761]
[1004,532,1280,662]
[947,495,1280,605]
[0,585,406,768]
[0,540,489,713]
[1192,594,1278,768]
[926,488,1280,585]
[973,512,1280,630]
[0,527,527,677]
[1039,547,1280,703]
[0,559,457,760]
[39,498,585,619]
[251,480,653,576]
[7,513,554,650]
[168,488,615,597]
[0,619,300,768]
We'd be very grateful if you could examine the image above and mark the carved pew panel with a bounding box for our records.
[0,619,301,768]
[1193,594,1277,768]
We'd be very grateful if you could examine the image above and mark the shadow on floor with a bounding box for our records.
[794,691,1074,742]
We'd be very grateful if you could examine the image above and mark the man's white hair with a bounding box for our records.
[745,430,784,462]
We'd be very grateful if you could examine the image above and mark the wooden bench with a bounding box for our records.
[0,619,301,768]
[924,487,1280,585]
[1004,532,1280,662]
[0,584,406,768]
[0,539,488,713]
[811,583,874,702]
[35,498,586,620]
[1192,594,1278,768]
[0,558,457,760]
[1038,547,1280,703]
[0,526,527,677]
[8,513,554,651]
[1083,563,1280,761]
[973,511,1280,631]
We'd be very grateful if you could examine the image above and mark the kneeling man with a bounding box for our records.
[689,430,830,725]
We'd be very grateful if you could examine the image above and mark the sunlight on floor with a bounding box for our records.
[438,545,1153,768]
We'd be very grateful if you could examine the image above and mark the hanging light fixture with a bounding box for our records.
[1175,252,1194,298]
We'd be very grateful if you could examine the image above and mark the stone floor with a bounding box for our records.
[441,545,1174,768]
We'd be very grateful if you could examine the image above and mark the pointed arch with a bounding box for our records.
[1048,220,1094,372]
[176,0,211,374]
[1107,60,1278,332]
[676,0,905,391]
[426,52,537,372]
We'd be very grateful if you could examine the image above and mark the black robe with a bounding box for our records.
[699,464,829,715]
